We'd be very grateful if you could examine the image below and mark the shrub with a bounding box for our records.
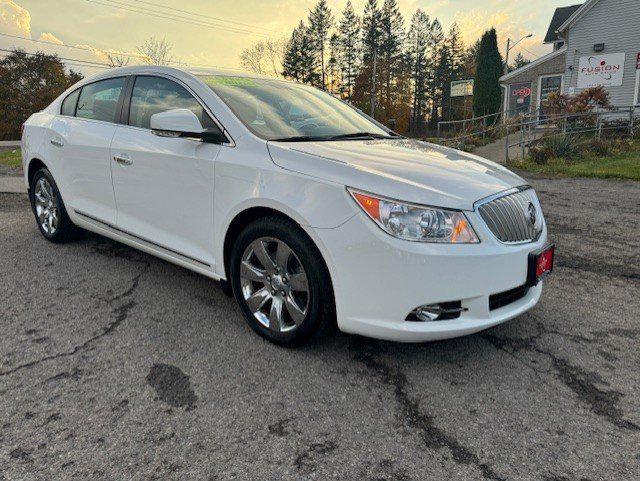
[582,138,612,156]
[528,134,577,164]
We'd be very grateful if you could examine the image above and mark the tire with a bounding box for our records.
[29,167,84,243]
[230,216,334,347]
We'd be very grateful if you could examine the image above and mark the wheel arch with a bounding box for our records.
[26,157,48,188]
[221,205,336,311]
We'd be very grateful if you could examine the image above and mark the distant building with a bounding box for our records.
[501,0,640,118]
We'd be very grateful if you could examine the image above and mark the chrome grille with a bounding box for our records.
[477,187,543,243]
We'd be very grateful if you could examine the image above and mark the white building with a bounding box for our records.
[501,0,640,116]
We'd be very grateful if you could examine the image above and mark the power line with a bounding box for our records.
[0,47,111,67]
[128,0,287,35]
[0,33,247,71]
[80,0,281,38]
[0,33,147,61]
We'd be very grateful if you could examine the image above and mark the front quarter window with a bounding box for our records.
[201,75,393,141]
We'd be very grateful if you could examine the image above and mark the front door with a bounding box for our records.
[110,75,222,267]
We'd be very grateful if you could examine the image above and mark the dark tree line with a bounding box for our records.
[0,50,82,140]
[281,0,506,135]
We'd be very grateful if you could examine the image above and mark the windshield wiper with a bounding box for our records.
[328,132,393,140]
[270,135,328,142]
[270,131,403,142]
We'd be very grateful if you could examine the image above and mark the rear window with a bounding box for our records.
[60,89,80,116]
[76,77,125,123]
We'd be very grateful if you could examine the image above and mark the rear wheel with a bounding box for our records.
[29,168,84,243]
[230,217,334,347]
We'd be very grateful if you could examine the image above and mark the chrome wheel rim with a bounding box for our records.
[34,177,59,235]
[240,237,309,333]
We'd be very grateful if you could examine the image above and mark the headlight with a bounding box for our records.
[348,188,479,243]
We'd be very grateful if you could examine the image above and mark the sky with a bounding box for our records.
[0,0,582,75]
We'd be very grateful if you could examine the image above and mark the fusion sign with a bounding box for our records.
[577,53,626,88]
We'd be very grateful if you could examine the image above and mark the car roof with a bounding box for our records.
[79,65,292,86]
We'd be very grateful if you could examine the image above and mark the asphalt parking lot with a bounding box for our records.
[1,175,639,481]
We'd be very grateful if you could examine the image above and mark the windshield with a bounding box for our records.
[200,75,393,141]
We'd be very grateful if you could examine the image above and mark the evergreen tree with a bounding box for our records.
[407,9,431,132]
[447,23,466,81]
[308,0,334,89]
[282,21,320,86]
[337,0,361,100]
[472,28,503,118]
[425,18,444,128]
[378,0,405,120]
[511,52,531,71]
[361,0,381,115]
[327,33,341,94]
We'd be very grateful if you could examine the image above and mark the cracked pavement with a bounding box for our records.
[1,174,639,480]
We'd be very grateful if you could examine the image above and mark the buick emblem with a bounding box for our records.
[527,202,537,226]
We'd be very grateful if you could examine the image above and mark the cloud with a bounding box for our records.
[0,0,31,37]
[39,32,64,45]
[453,8,548,59]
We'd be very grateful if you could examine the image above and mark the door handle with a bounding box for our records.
[113,154,133,166]
[50,138,64,148]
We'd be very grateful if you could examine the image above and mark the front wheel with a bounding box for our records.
[230,217,334,347]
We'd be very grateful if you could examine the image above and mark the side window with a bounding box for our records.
[129,76,216,130]
[60,89,80,116]
[76,77,125,123]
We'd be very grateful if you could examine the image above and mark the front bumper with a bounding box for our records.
[312,209,548,342]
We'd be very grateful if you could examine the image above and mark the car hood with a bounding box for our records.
[267,138,526,211]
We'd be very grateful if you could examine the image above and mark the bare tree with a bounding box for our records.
[240,42,266,74]
[106,52,130,68]
[137,37,174,65]
[240,39,286,76]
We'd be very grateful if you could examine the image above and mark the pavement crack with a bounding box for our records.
[0,268,146,378]
[481,318,639,432]
[351,339,505,481]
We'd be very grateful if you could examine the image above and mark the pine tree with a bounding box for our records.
[407,9,431,132]
[361,0,381,115]
[511,52,531,71]
[327,33,340,94]
[282,21,320,86]
[447,23,466,81]
[378,0,405,120]
[426,18,444,128]
[472,28,503,118]
[337,0,360,100]
[308,0,334,89]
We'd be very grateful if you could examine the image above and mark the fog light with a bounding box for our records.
[406,302,467,322]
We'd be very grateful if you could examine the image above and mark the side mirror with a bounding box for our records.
[150,109,204,136]
[150,109,227,144]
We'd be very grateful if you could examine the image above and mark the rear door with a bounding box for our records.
[49,77,127,224]
[110,75,223,267]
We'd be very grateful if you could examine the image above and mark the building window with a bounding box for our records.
[538,75,563,120]
[635,71,640,106]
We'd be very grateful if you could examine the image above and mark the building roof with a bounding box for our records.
[499,47,566,83]
[543,4,582,43]
[556,0,601,34]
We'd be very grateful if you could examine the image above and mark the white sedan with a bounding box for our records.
[21,66,554,346]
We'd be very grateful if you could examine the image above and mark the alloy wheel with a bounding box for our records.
[34,177,59,235]
[239,237,310,333]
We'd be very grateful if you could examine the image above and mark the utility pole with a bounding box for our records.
[503,38,511,77]
[504,33,533,76]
